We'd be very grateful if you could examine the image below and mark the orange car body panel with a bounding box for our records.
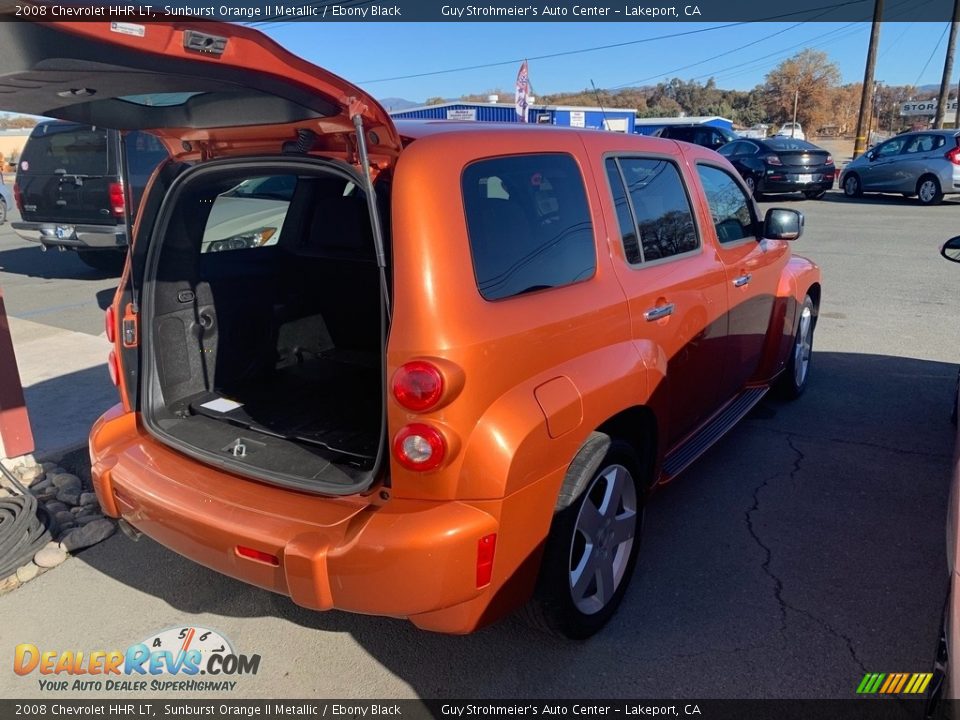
[60,20,824,632]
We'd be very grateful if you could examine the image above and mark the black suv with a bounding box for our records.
[652,124,737,151]
[12,120,168,272]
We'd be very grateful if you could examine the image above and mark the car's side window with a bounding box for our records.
[605,156,699,264]
[717,142,739,157]
[696,165,757,244]
[462,153,596,301]
[904,134,943,153]
[875,138,906,158]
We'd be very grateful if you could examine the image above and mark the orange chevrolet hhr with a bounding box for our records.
[3,20,821,638]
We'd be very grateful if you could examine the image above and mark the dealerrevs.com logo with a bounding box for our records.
[13,626,261,692]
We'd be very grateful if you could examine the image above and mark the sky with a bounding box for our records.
[256,21,955,103]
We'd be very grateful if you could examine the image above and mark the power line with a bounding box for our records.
[349,0,874,84]
[914,22,950,86]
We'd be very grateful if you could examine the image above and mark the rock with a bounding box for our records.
[75,514,104,526]
[0,574,20,594]
[50,473,82,492]
[15,563,39,583]
[44,501,69,515]
[59,519,116,552]
[30,478,53,494]
[70,506,84,515]
[16,464,44,486]
[34,544,68,569]
[79,492,99,507]
[41,462,58,472]
[54,510,75,528]
[56,490,81,506]
[0,488,10,498]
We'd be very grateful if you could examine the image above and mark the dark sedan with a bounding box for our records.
[718,137,835,199]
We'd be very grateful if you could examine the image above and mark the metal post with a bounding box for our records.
[792,88,799,137]
[0,285,33,459]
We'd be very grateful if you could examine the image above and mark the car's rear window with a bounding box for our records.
[462,153,596,301]
[20,124,110,175]
[766,138,817,151]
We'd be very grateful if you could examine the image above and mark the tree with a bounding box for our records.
[424,97,446,106]
[763,49,841,133]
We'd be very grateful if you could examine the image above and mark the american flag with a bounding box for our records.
[515,60,530,123]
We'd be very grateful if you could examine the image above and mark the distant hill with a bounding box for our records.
[378,97,419,111]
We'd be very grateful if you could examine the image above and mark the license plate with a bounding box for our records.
[797,174,814,183]
[54,225,75,240]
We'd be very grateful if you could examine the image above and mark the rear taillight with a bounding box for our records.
[946,146,960,165]
[825,155,833,165]
[104,306,116,344]
[765,154,783,166]
[107,350,120,387]
[393,423,446,472]
[392,361,444,411]
[12,181,22,212]
[108,182,125,218]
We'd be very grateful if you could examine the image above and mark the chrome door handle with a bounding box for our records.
[644,303,675,321]
[733,273,752,287]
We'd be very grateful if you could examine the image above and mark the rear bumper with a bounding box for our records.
[758,171,834,194]
[12,221,126,249]
[89,406,548,633]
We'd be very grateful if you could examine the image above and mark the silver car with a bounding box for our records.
[839,129,960,206]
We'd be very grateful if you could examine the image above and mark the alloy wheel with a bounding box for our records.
[794,305,813,388]
[568,463,638,615]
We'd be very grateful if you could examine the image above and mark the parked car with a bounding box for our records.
[927,236,960,716]
[11,120,168,272]
[651,123,737,150]
[775,122,806,140]
[0,21,822,638]
[839,130,960,206]
[718,137,836,199]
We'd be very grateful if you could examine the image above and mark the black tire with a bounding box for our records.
[524,435,644,639]
[0,198,7,225]
[917,175,944,206]
[843,173,862,198]
[803,188,826,200]
[777,295,816,399]
[76,249,126,275]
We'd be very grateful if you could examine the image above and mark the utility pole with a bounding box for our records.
[936,0,960,128]
[854,0,884,158]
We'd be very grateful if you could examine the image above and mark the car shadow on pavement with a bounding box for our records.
[0,245,120,280]
[72,350,957,698]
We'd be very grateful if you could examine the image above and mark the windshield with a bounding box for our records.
[20,123,110,176]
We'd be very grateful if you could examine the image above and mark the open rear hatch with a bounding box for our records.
[0,21,399,494]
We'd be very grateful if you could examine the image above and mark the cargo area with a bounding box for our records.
[143,164,386,493]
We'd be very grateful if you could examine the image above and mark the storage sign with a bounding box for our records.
[900,99,959,116]
[446,108,477,121]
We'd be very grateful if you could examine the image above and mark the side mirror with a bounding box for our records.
[763,208,804,241]
[866,150,876,161]
[941,236,960,263]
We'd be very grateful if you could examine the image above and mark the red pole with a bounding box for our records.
[0,285,33,459]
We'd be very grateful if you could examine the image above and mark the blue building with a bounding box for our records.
[633,115,735,136]
[389,101,637,133]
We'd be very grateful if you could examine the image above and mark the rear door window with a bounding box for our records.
[605,157,699,263]
[462,153,596,301]
[20,124,110,175]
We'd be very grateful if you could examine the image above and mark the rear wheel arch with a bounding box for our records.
[553,407,658,513]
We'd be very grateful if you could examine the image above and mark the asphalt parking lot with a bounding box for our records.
[0,189,958,700]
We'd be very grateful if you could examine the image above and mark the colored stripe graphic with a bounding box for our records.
[858,672,933,694]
